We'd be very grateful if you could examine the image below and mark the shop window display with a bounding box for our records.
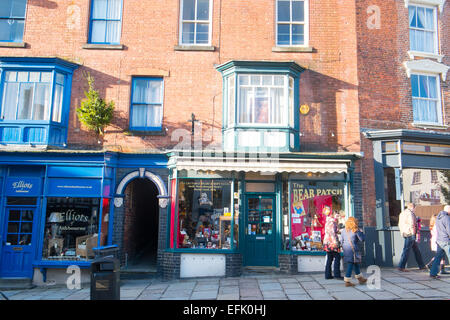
[177,179,237,249]
[290,181,346,251]
[43,198,100,260]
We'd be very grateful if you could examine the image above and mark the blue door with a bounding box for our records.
[0,208,36,278]
[244,195,277,266]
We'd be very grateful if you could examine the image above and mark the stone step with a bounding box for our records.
[0,278,35,290]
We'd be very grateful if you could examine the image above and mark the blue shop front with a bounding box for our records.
[0,151,168,284]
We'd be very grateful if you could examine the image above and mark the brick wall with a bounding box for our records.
[0,0,362,154]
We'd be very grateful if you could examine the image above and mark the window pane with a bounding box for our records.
[262,75,272,86]
[417,7,425,28]
[107,0,122,19]
[419,75,428,98]
[424,31,434,52]
[239,87,252,123]
[8,222,19,233]
[91,20,106,43]
[278,1,290,22]
[9,210,21,221]
[409,6,416,28]
[427,101,438,123]
[2,82,19,120]
[43,198,100,260]
[133,79,162,104]
[183,0,195,20]
[11,0,27,18]
[425,8,434,30]
[131,104,147,127]
[41,72,52,83]
[196,23,209,44]
[274,75,284,86]
[21,222,32,233]
[255,97,269,124]
[292,24,304,45]
[17,71,28,82]
[92,0,107,19]
[251,75,260,86]
[176,179,232,249]
[197,0,210,20]
[277,24,290,45]
[146,105,162,127]
[428,76,437,99]
[5,71,17,82]
[239,75,249,85]
[182,22,195,44]
[55,73,65,85]
[17,83,33,120]
[0,18,24,42]
[33,83,51,120]
[227,75,235,125]
[106,20,120,43]
[411,74,419,97]
[292,1,304,22]
[52,84,63,122]
[29,72,40,82]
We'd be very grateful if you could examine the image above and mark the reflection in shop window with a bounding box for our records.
[43,198,99,260]
[177,179,237,249]
[402,168,446,228]
[290,181,346,252]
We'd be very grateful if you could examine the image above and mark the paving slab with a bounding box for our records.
[300,281,323,290]
[331,290,373,300]
[383,277,415,284]
[161,289,193,299]
[411,289,450,298]
[240,288,262,297]
[364,291,400,300]
[396,282,430,290]
[281,282,302,289]
[190,290,218,300]
[217,293,240,300]
[219,286,239,294]
[287,294,312,300]
[258,282,282,291]
[283,287,307,295]
[194,284,219,292]
[261,290,286,299]
[307,289,335,300]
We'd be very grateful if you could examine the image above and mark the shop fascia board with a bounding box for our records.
[363,128,450,144]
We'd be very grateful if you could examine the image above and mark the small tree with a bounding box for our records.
[76,72,114,136]
[440,170,450,203]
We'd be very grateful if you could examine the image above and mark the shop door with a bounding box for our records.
[244,195,276,266]
[0,208,36,278]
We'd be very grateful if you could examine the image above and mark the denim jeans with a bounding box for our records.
[345,262,361,278]
[325,251,341,278]
[430,242,450,277]
[398,235,425,269]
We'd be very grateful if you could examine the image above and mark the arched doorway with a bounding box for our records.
[122,178,159,272]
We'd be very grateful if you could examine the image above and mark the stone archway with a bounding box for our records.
[114,168,169,208]
[114,169,169,271]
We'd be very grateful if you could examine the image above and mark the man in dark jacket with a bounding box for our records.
[430,205,450,279]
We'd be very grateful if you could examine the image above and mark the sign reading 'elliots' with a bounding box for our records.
[6,177,41,196]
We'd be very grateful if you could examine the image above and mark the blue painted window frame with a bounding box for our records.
[0,0,27,43]
[88,0,123,45]
[129,77,164,132]
[0,57,78,146]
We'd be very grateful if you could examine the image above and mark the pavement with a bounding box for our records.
[0,267,449,300]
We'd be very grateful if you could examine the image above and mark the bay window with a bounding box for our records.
[0,57,78,146]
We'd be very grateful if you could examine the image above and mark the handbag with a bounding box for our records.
[348,233,362,263]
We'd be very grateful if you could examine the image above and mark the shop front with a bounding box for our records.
[363,129,450,268]
[162,151,361,279]
[0,152,115,283]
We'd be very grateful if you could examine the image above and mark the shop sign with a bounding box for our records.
[6,177,41,196]
[47,178,101,196]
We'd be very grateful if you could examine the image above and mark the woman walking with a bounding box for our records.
[341,217,367,287]
[426,214,448,274]
[322,206,343,280]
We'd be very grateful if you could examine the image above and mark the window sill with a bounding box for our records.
[272,46,314,53]
[412,123,448,130]
[125,129,167,136]
[174,45,216,52]
[0,42,27,48]
[82,43,124,50]
[407,50,444,63]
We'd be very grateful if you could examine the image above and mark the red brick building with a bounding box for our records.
[0,0,448,283]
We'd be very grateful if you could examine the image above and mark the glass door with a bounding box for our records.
[244,195,276,266]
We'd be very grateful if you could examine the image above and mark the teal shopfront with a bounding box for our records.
[164,151,361,278]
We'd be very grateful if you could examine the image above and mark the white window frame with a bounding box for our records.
[275,0,309,47]
[236,74,291,127]
[410,72,443,126]
[179,0,213,46]
[408,4,439,57]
